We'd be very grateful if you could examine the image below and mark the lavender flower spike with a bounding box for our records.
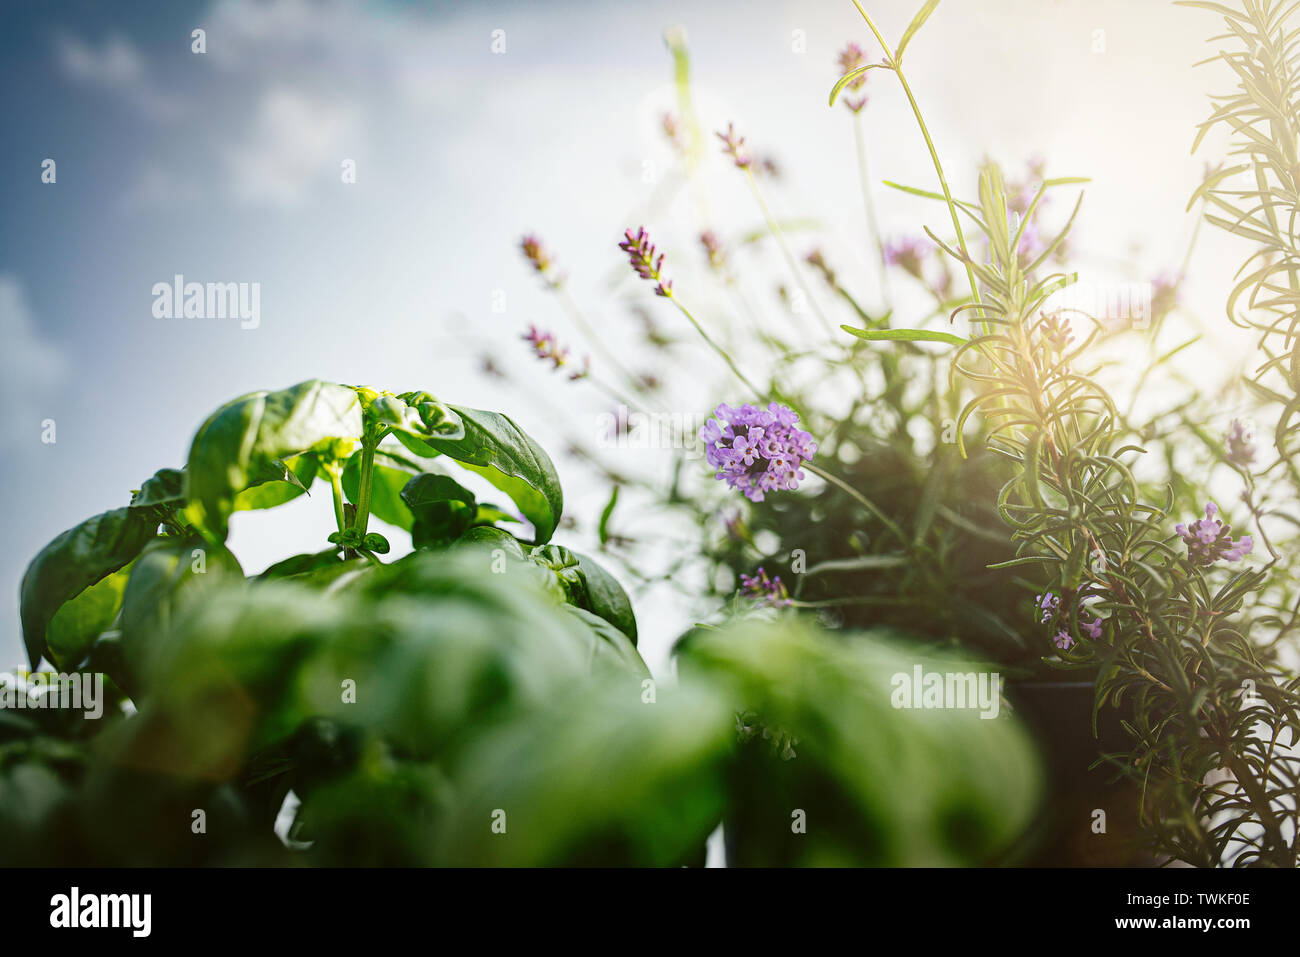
[619,226,673,297]
[716,123,752,169]
[699,402,818,503]
[837,43,869,112]
[1175,501,1254,566]
[739,567,793,608]
[521,324,569,369]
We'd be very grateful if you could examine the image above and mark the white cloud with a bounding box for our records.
[0,276,66,449]
[55,33,183,121]
[222,87,358,207]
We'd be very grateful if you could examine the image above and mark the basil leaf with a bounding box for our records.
[130,468,186,509]
[185,380,363,540]
[429,406,563,543]
[572,551,638,644]
[45,563,132,669]
[232,454,319,512]
[401,473,477,547]
[119,534,243,685]
[20,506,163,668]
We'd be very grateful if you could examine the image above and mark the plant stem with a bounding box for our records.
[352,442,377,536]
[327,464,347,535]
[670,294,765,399]
[804,460,907,545]
[744,169,835,337]
[849,0,980,307]
[853,111,891,303]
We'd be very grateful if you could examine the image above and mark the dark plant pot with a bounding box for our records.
[1008,680,1149,867]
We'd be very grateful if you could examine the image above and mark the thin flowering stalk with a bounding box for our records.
[802,460,907,546]
[620,226,764,398]
[848,0,980,308]
[520,234,650,402]
[853,111,891,302]
[740,165,836,338]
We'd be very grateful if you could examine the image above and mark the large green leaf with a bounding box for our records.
[185,380,363,541]
[401,473,477,547]
[45,563,132,669]
[427,406,563,543]
[20,507,163,668]
[119,533,244,685]
[572,551,638,643]
[231,454,319,512]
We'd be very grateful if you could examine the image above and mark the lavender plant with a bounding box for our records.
[503,1,1300,865]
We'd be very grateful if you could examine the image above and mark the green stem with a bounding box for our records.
[352,440,379,536]
[327,464,347,535]
[670,294,765,399]
[744,169,835,337]
[853,111,891,303]
[850,0,979,307]
[804,460,907,545]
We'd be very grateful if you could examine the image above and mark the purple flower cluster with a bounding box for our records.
[1176,502,1253,566]
[716,123,752,169]
[883,236,929,278]
[1036,590,1103,652]
[739,567,792,608]
[619,226,673,297]
[700,230,726,271]
[522,324,569,369]
[700,402,818,503]
[520,234,563,287]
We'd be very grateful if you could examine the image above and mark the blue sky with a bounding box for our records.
[0,0,1256,671]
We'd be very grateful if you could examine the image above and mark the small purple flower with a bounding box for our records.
[1038,590,1103,650]
[739,566,792,608]
[520,234,563,287]
[700,230,726,271]
[522,324,569,369]
[883,236,929,279]
[1035,591,1060,624]
[619,226,673,297]
[837,43,870,112]
[1224,418,1256,468]
[1176,502,1253,566]
[699,402,818,503]
[716,123,752,169]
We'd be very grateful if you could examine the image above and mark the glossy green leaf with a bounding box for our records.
[185,380,363,541]
[20,506,164,668]
[231,454,319,512]
[46,564,132,669]
[119,533,243,684]
[572,551,638,644]
[130,468,185,509]
[427,406,563,543]
[401,473,477,547]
